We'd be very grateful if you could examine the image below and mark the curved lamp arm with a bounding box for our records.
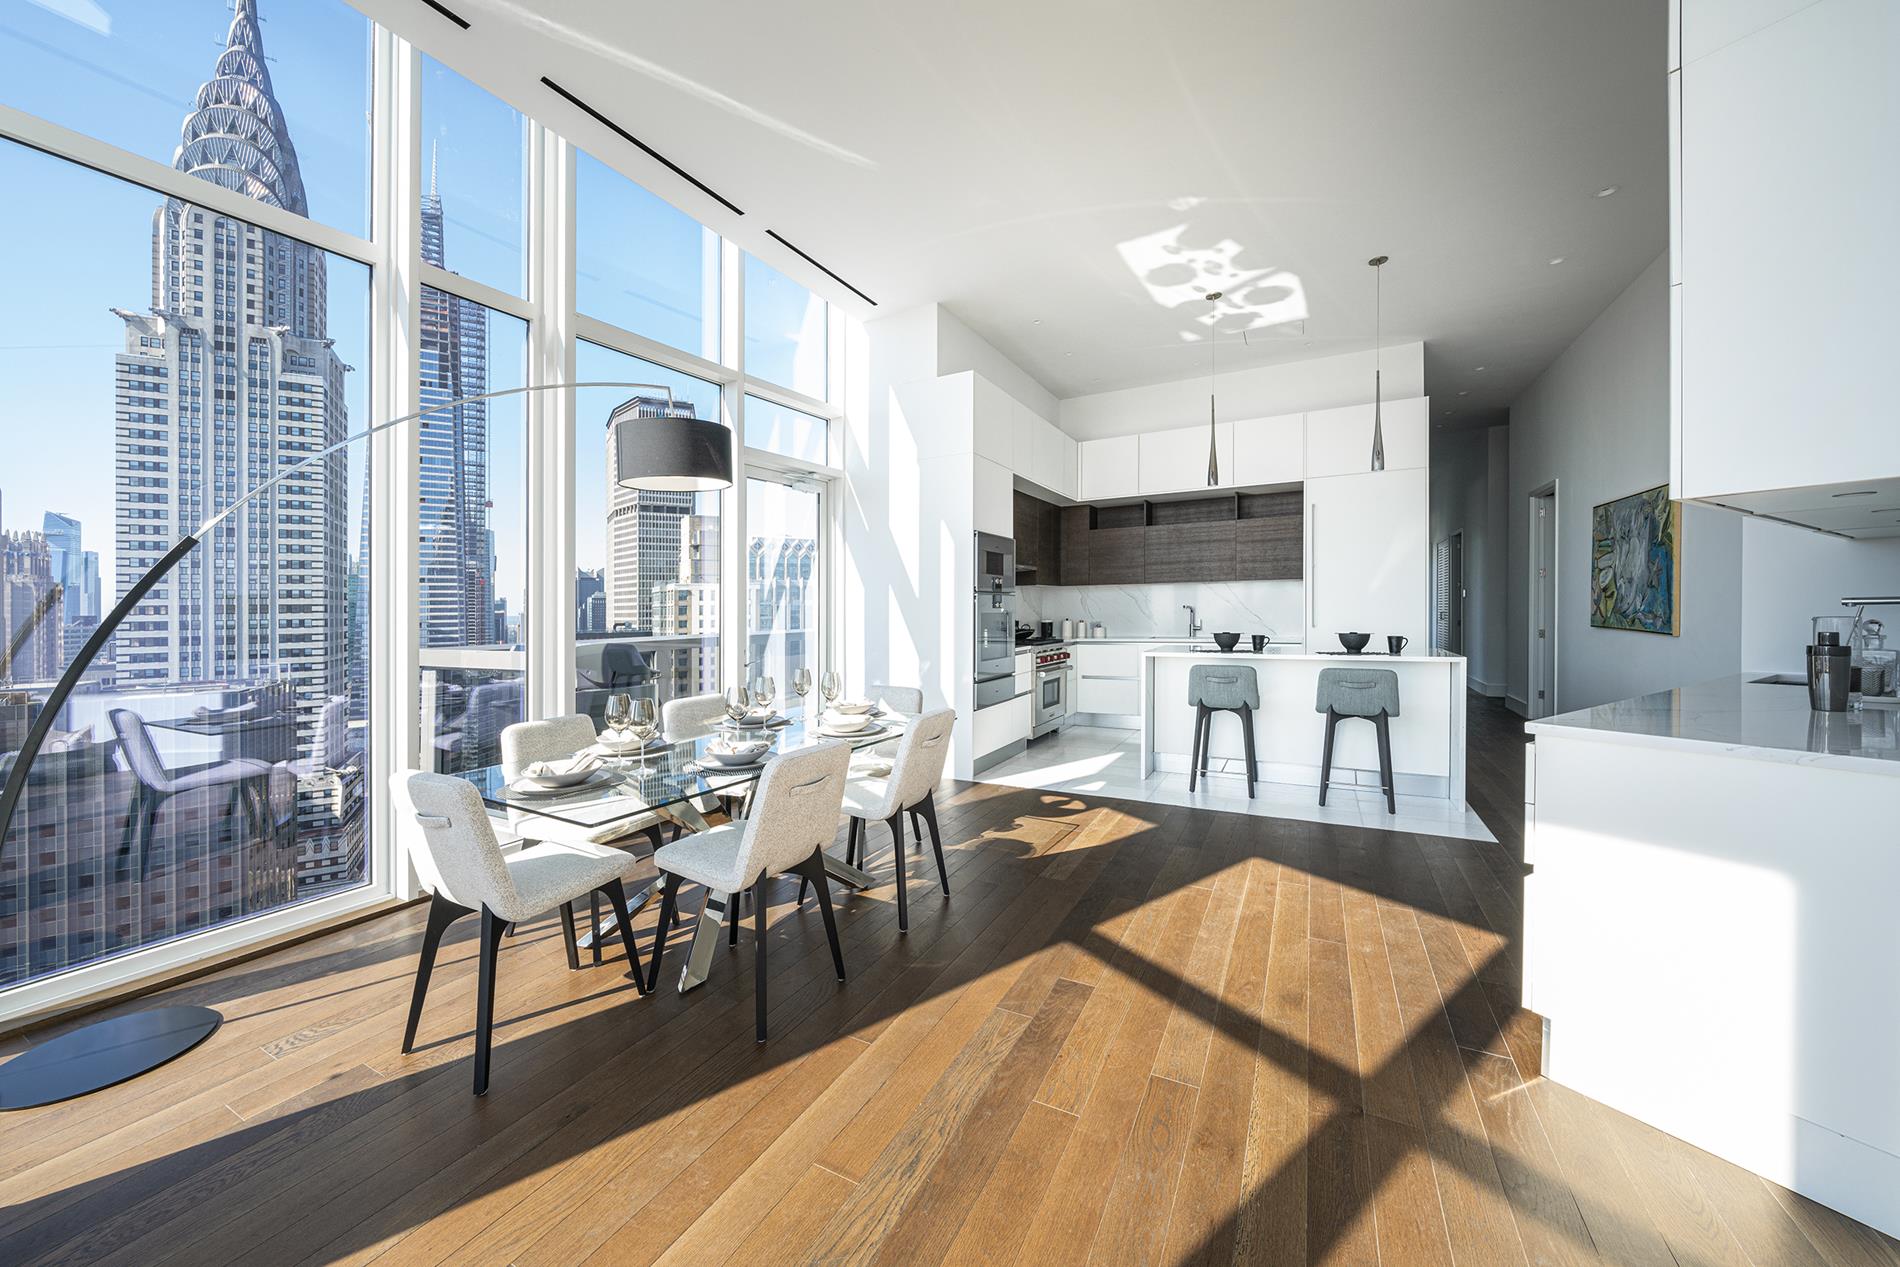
[0,380,684,852]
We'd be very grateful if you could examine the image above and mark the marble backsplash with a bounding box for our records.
[1018,581,1304,644]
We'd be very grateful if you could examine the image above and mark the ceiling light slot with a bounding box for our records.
[418,0,471,29]
[540,77,745,217]
[765,230,876,307]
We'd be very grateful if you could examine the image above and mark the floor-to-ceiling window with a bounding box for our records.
[0,1,852,1016]
[0,0,375,995]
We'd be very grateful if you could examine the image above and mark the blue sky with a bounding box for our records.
[1,0,828,614]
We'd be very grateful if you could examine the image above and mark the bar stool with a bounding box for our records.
[1315,668,1400,814]
[1188,664,1259,799]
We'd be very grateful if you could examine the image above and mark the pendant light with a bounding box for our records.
[1368,255,1388,472]
[1205,290,1223,486]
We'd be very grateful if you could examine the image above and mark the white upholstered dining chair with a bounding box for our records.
[645,742,852,1042]
[825,707,955,933]
[392,770,648,1095]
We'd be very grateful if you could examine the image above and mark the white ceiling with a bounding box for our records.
[366,0,1667,431]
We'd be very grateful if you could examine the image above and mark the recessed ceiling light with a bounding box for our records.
[1474,366,1486,372]
[1458,390,1469,396]
[1595,185,1619,198]
[1834,489,1879,498]
[1032,319,1042,326]
[1549,257,1567,266]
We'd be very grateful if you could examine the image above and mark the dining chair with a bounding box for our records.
[109,708,270,880]
[822,708,955,933]
[864,684,926,846]
[646,742,851,1042]
[392,770,648,1095]
[662,690,744,824]
[501,713,667,961]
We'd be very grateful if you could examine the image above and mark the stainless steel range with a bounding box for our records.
[1030,645,1073,738]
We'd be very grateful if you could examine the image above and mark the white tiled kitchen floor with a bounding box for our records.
[981,724,1497,842]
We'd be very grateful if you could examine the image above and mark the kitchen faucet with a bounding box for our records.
[1182,604,1201,638]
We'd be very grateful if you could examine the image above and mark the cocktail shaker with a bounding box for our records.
[1808,631,1851,712]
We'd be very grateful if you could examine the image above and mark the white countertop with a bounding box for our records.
[1141,648,1465,665]
[1526,672,1900,775]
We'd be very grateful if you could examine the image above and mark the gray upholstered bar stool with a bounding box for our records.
[1188,663,1259,799]
[1315,668,1401,814]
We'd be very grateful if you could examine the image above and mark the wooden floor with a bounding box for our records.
[3,696,1897,1266]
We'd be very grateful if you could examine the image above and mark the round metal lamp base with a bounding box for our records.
[0,1006,222,1110]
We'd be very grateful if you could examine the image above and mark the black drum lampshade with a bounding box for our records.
[611,396,733,492]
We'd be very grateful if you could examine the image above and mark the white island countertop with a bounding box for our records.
[1526,672,1900,776]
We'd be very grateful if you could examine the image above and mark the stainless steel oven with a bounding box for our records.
[1031,646,1072,738]
[974,588,1017,687]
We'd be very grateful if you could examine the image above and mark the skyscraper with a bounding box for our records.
[41,511,83,624]
[110,0,349,744]
[415,152,494,648]
[0,531,60,684]
[604,396,699,634]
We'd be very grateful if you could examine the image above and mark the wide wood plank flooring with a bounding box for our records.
[3,696,1897,1266]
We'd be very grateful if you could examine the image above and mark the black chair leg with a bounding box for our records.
[846,816,862,868]
[920,790,950,898]
[646,873,680,992]
[792,851,846,981]
[888,812,910,932]
[754,875,770,1043]
[910,809,924,850]
[599,878,649,994]
[472,906,505,1096]
[403,892,472,1053]
[1319,708,1339,805]
[1188,703,1206,790]
[589,892,602,965]
[1240,704,1257,799]
[1375,711,1396,814]
[558,902,581,971]
[728,890,741,946]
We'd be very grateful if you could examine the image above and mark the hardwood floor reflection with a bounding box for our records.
[1,694,1895,1266]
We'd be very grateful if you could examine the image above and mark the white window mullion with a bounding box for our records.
[372,28,424,901]
[721,239,747,692]
[525,123,576,721]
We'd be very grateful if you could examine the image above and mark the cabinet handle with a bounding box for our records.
[1310,502,1318,627]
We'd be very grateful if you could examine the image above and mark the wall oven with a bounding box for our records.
[975,531,1016,595]
[1031,646,1072,738]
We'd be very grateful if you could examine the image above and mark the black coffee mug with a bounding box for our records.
[1387,635,1409,655]
[1251,634,1268,653]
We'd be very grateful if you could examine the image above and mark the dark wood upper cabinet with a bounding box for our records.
[1040,500,1060,578]
[1146,521,1236,584]
[1085,525,1146,586]
[1057,506,1090,585]
[1012,491,1041,575]
[1236,517,1302,580]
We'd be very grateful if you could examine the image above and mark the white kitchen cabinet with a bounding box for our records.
[1305,468,1429,651]
[1071,642,1142,678]
[1675,0,1900,508]
[1079,434,1141,500]
[1057,430,1079,499]
[1138,423,1234,496]
[1031,419,1063,496]
[972,374,1013,467]
[1011,399,1040,479]
[974,455,1014,537]
[1304,398,1428,478]
[1232,412,1304,487]
[973,692,1030,758]
[1076,677,1140,716]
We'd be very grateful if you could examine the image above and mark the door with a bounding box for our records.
[1433,533,1465,654]
[745,475,822,700]
[1531,487,1558,717]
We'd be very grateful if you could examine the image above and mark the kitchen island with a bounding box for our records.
[1138,648,1467,801]
[1525,674,1900,1237]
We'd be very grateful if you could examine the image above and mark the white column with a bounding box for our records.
[525,123,576,722]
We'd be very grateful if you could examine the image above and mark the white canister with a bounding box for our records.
[1091,622,1106,639]
[1060,618,1075,640]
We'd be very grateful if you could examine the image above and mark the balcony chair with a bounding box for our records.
[393,770,648,1095]
[646,742,851,1041]
[109,707,271,881]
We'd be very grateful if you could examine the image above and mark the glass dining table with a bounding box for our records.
[457,709,906,993]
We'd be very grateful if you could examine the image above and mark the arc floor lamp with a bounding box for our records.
[0,381,732,1108]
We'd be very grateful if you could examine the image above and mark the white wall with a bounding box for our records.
[936,306,1059,421]
[1429,425,1510,695]
[1058,342,1425,441]
[1506,251,1900,712]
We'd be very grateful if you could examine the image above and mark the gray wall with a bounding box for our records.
[1429,424,1509,695]
[1506,252,1900,713]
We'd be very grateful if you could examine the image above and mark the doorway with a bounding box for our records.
[1434,532,1465,655]
[1529,483,1558,718]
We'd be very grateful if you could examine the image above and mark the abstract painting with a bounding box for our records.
[1591,484,1680,635]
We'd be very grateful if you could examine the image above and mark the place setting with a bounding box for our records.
[589,693,669,761]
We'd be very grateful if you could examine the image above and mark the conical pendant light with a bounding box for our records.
[1368,255,1388,472]
[1205,290,1222,486]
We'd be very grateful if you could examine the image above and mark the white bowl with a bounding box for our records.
[832,698,876,716]
[705,740,771,766]
[821,710,872,733]
[521,766,594,789]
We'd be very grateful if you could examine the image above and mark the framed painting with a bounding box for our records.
[1590,484,1680,635]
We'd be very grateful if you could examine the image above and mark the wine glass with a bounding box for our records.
[820,670,841,708]
[723,683,750,724]
[751,675,776,718]
[792,667,812,701]
[628,697,658,764]
[604,692,632,739]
